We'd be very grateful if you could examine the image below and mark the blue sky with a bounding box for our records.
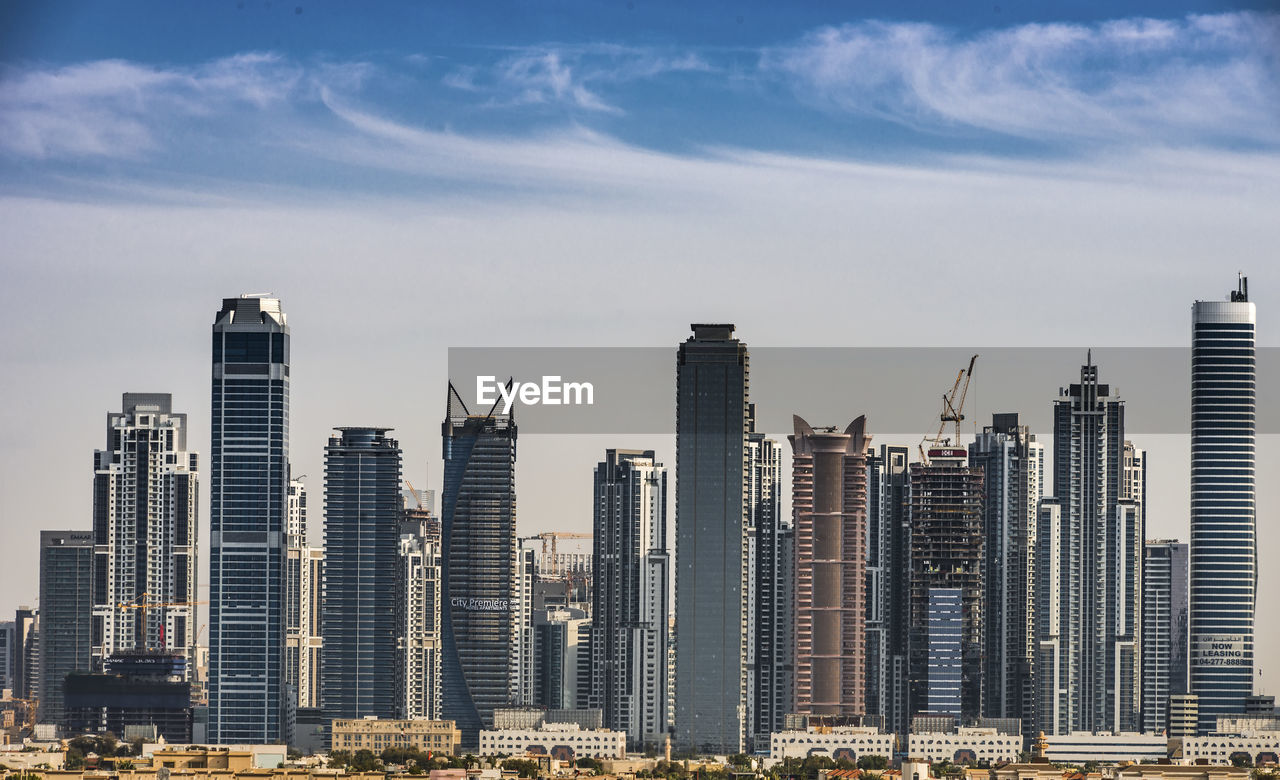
[2,2,1279,683]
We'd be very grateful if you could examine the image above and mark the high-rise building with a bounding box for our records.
[14,607,38,702]
[208,295,290,743]
[674,324,750,754]
[1036,358,1143,734]
[790,416,869,720]
[908,448,984,721]
[1190,276,1257,730]
[746,411,789,751]
[590,449,670,749]
[866,444,912,737]
[38,530,94,728]
[514,543,536,708]
[969,414,1043,732]
[0,621,13,694]
[535,607,591,711]
[440,383,518,744]
[90,393,199,673]
[322,428,402,722]
[1143,540,1189,734]
[397,492,442,722]
[285,478,322,711]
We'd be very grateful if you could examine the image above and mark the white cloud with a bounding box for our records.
[764,12,1280,145]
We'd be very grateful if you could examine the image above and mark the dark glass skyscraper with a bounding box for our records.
[38,530,94,728]
[1143,540,1189,733]
[322,428,403,722]
[866,444,911,737]
[440,384,518,745]
[1190,277,1257,730]
[675,324,750,754]
[209,295,290,744]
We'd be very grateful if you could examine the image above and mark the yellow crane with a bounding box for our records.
[918,354,978,464]
[116,596,208,651]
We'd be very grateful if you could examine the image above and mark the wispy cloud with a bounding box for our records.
[441,43,713,114]
[763,12,1280,145]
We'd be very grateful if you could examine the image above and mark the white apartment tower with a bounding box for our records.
[285,478,322,709]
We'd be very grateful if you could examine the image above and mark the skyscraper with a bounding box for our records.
[397,493,442,721]
[440,383,518,744]
[590,449,669,749]
[1037,358,1143,734]
[790,416,869,720]
[14,607,37,702]
[38,530,94,728]
[675,324,750,754]
[866,444,912,737]
[1143,540,1189,734]
[285,478,323,711]
[0,621,13,694]
[746,410,789,751]
[1190,277,1257,731]
[209,295,290,743]
[322,428,402,722]
[908,448,984,721]
[969,413,1043,731]
[90,393,199,672]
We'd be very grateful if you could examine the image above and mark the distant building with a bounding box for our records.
[479,722,625,759]
[322,428,403,722]
[865,445,911,737]
[1169,694,1200,738]
[64,651,192,742]
[38,530,94,728]
[0,622,13,694]
[14,607,38,701]
[909,447,984,721]
[1042,732,1167,763]
[330,717,461,755]
[590,449,669,748]
[746,413,789,751]
[1143,540,1190,734]
[285,478,323,711]
[397,495,442,722]
[768,725,894,761]
[906,726,1020,764]
[535,607,590,712]
[1180,731,1280,765]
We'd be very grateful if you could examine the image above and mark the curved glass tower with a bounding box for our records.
[1190,277,1256,731]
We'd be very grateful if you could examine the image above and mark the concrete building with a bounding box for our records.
[322,428,403,722]
[478,722,625,759]
[1116,768,1250,780]
[866,444,912,737]
[905,726,1020,764]
[1037,357,1143,735]
[790,417,868,722]
[91,393,199,675]
[285,478,323,711]
[397,498,442,722]
[64,651,192,742]
[1144,540,1190,734]
[909,447,984,721]
[768,725,894,761]
[674,324,751,754]
[590,449,669,748]
[1042,732,1167,763]
[440,383,518,744]
[1169,694,1200,738]
[970,414,1043,734]
[208,294,290,744]
[513,543,536,709]
[1190,277,1258,731]
[534,607,589,712]
[746,412,789,752]
[13,607,39,701]
[1180,731,1280,765]
[38,530,94,728]
[330,717,461,755]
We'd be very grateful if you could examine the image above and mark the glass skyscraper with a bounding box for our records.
[208,295,289,744]
[1143,540,1189,733]
[440,383,518,745]
[322,428,403,722]
[1190,277,1256,730]
[38,530,94,728]
[675,324,750,754]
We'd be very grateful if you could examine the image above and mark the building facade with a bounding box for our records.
[38,530,94,728]
[397,505,442,722]
[285,479,323,711]
[746,412,789,751]
[534,607,590,712]
[440,383,518,744]
[90,393,199,674]
[909,448,985,722]
[590,449,669,748]
[208,295,290,743]
[1144,540,1190,734]
[674,324,750,754]
[866,444,912,737]
[969,414,1043,732]
[322,428,403,722]
[330,718,461,755]
[790,416,869,720]
[1189,277,1257,730]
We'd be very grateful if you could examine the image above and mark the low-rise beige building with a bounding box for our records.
[331,718,461,756]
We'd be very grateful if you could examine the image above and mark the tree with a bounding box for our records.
[329,750,353,769]
[857,756,889,771]
[503,758,541,778]
[577,756,605,775]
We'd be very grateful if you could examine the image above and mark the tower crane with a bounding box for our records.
[116,596,208,651]
[918,354,978,465]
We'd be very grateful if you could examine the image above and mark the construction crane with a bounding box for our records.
[116,597,208,651]
[519,532,592,578]
[918,354,978,465]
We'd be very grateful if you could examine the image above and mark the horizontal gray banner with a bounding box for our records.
[447,347,1275,435]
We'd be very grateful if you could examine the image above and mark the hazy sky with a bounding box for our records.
[2,2,1278,691]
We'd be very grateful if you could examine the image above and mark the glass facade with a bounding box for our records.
[1142,540,1189,733]
[322,428,403,721]
[38,530,94,727]
[1189,285,1256,730]
[208,296,289,744]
